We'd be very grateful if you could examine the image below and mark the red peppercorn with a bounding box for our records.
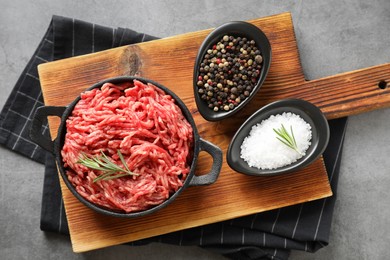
[213,45,217,50]
[216,58,221,64]
[198,76,203,81]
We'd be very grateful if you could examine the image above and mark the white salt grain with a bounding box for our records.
[240,112,312,170]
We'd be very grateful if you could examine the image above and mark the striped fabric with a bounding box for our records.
[0,23,53,163]
[0,16,348,260]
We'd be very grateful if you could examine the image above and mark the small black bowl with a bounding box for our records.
[226,99,330,176]
[193,21,272,121]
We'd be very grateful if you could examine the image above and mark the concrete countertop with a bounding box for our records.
[1,1,389,259]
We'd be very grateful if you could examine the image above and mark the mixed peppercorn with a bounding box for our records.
[197,35,263,112]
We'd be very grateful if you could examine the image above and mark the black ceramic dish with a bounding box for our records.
[193,21,272,121]
[30,76,223,218]
[227,99,330,176]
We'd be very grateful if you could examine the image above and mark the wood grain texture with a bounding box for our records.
[36,12,390,252]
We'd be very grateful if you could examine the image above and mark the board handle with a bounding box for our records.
[29,106,66,153]
[302,63,390,119]
[189,139,223,186]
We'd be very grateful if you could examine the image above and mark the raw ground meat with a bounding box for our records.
[61,80,194,213]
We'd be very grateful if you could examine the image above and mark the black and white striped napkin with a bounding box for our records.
[0,16,348,260]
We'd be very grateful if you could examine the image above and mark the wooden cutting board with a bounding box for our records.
[38,12,390,253]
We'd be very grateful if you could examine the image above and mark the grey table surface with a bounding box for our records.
[1,1,389,259]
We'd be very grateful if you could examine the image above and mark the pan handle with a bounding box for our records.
[189,138,223,186]
[29,106,66,153]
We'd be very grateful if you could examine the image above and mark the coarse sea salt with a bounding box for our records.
[240,112,312,170]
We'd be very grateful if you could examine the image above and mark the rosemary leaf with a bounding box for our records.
[78,150,138,182]
[93,171,117,183]
[99,173,131,181]
[117,149,131,173]
[290,125,298,148]
[273,124,301,155]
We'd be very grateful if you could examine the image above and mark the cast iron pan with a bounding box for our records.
[30,76,223,218]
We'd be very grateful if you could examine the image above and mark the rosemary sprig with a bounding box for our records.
[273,124,301,155]
[77,150,138,182]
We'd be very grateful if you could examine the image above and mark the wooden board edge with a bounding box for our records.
[72,186,332,253]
